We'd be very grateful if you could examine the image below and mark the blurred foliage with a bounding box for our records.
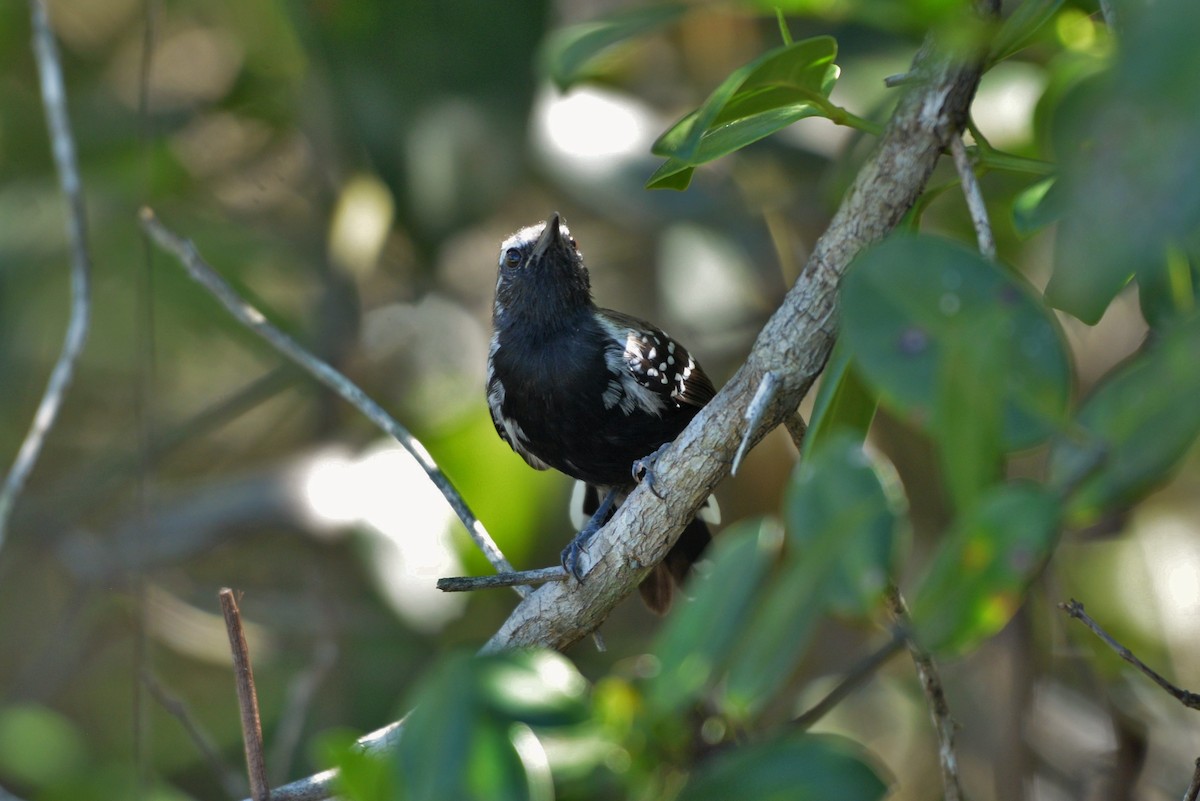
[2,0,1200,799]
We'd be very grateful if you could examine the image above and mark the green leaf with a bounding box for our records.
[398,654,482,801]
[988,0,1065,65]
[802,338,878,459]
[1048,0,1200,323]
[477,650,590,727]
[678,732,888,801]
[910,483,1060,656]
[934,319,1005,512]
[1011,176,1063,238]
[539,4,688,91]
[651,36,838,164]
[317,729,396,801]
[648,519,782,713]
[645,159,696,191]
[840,234,1071,450]
[397,651,589,800]
[722,436,903,716]
[1138,246,1199,330]
[1050,312,1200,523]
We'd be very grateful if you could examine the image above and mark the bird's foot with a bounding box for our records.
[560,487,618,581]
[632,444,670,499]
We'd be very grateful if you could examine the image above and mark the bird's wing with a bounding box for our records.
[599,309,715,409]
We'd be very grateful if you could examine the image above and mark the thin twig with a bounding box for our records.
[438,566,569,592]
[732,371,779,476]
[139,208,523,597]
[794,631,906,729]
[220,588,270,801]
[1184,758,1200,801]
[784,412,808,454]
[1060,599,1200,709]
[951,135,995,260]
[0,0,93,551]
[888,588,964,801]
[142,669,244,800]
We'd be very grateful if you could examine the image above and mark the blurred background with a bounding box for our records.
[0,0,1197,799]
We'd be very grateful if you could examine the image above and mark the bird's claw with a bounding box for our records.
[632,444,670,499]
[560,537,590,582]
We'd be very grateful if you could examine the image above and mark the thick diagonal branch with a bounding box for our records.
[482,22,994,654]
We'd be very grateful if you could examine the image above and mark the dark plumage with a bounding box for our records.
[486,213,717,612]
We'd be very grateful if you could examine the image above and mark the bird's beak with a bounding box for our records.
[531,212,562,261]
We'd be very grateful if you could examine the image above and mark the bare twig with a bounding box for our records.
[1184,758,1200,801]
[142,670,244,800]
[951,135,995,260]
[140,208,523,596]
[794,631,907,729]
[1060,599,1200,709]
[438,566,569,592]
[0,0,93,551]
[220,588,270,801]
[888,588,964,801]
[732,371,779,476]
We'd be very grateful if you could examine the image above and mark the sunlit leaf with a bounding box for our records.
[650,36,838,167]
[478,650,590,727]
[910,482,1060,656]
[678,732,888,801]
[540,4,689,91]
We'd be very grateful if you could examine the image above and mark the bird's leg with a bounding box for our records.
[561,486,619,581]
[632,443,670,500]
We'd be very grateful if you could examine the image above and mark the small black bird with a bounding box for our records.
[486,212,717,613]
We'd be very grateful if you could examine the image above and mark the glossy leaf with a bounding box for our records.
[722,436,902,716]
[1011,176,1063,238]
[649,519,781,713]
[540,5,688,91]
[1050,313,1200,522]
[802,338,878,459]
[477,650,590,727]
[988,0,1065,65]
[840,235,1070,450]
[678,732,888,801]
[397,651,590,801]
[646,36,838,190]
[910,483,1060,656]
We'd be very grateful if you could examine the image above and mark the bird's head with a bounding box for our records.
[493,212,593,332]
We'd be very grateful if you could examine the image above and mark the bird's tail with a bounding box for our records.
[571,482,718,614]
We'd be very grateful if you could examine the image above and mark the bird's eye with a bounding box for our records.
[504,247,522,267]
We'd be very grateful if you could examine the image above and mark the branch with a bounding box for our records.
[221,589,270,801]
[0,0,93,551]
[951,134,996,260]
[888,588,964,801]
[438,566,569,592]
[480,2,996,654]
[1060,599,1200,710]
[794,631,906,729]
[139,209,523,596]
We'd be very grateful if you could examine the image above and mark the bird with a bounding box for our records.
[486,212,718,613]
